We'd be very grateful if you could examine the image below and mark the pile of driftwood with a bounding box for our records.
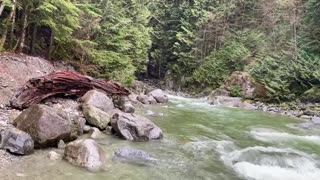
[11,72,130,109]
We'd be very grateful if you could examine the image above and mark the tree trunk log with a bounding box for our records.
[11,72,130,109]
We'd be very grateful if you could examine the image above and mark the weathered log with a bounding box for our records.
[10,72,130,109]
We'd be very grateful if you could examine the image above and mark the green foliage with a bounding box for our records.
[192,33,252,88]
[249,50,320,101]
[229,85,243,97]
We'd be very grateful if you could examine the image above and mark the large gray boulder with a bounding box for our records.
[147,96,157,105]
[113,147,155,165]
[147,89,169,103]
[137,93,149,104]
[14,104,77,148]
[64,139,106,172]
[111,112,163,141]
[209,96,253,109]
[0,127,34,155]
[81,90,114,112]
[82,105,114,129]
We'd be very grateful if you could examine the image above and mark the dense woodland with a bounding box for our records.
[0,0,320,101]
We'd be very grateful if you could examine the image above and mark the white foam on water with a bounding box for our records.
[217,145,320,180]
[250,128,320,145]
[146,110,155,116]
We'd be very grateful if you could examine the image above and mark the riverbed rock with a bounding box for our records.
[111,112,163,141]
[209,96,253,109]
[113,147,154,165]
[89,127,104,139]
[137,94,149,104]
[0,127,34,155]
[147,96,157,105]
[113,96,135,113]
[82,105,113,129]
[14,104,76,148]
[81,90,114,112]
[48,151,62,161]
[64,139,106,172]
[58,140,66,149]
[148,89,169,103]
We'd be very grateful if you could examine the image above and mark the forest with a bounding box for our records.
[0,0,320,102]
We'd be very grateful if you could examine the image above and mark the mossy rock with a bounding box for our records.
[300,87,320,102]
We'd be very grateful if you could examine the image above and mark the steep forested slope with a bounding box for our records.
[0,0,320,101]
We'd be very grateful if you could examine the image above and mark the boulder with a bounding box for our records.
[49,98,86,137]
[0,127,34,155]
[128,93,139,104]
[113,96,135,113]
[113,147,155,165]
[147,96,157,105]
[111,112,163,141]
[213,71,267,99]
[82,105,114,129]
[137,94,149,104]
[148,89,169,103]
[64,139,106,172]
[209,96,253,109]
[14,104,77,148]
[81,90,114,112]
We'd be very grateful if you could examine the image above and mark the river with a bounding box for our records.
[1,95,320,180]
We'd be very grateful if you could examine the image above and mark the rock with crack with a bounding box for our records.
[64,139,106,172]
[0,127,34,155]
[147,89,169,103]
[111,112,163,141]
[13,104,80,148]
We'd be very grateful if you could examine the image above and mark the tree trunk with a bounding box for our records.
[19,5,29,53]
[48,31,54,60]
[9,0,17,49]
[30,24,38,54]
[0,2,5,16]
[11,72,131,109]
[0,0,16,50]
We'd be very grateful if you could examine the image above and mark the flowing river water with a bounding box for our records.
[1,95,320,180]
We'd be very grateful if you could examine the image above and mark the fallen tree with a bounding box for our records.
[11,72,130,109]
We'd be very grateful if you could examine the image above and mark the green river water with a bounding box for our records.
[1,95,320,180]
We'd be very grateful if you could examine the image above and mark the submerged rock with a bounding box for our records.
[64,139,106,172]
[148,89,169,103]
[14,104,77,148]
[111,112,163,141]
[113,147,155,165]
[0,127,34,155]
[81,90,114,112]
[48,151,62,161]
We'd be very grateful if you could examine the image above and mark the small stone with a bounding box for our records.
[58,140,66,149]
[48,151,62,161]
[83,125,92,134]
[300,115,312,120]
[90,127,104,139]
